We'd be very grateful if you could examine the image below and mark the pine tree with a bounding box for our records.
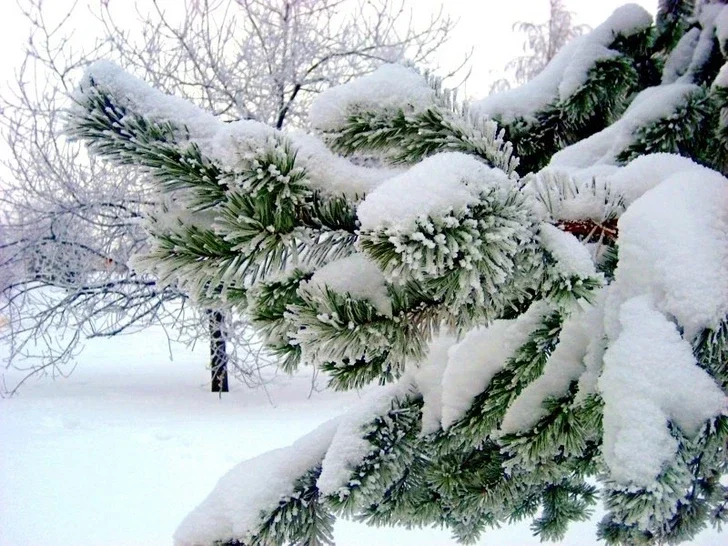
[66,2,728,545]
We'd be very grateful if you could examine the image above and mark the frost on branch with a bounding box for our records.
[66,2,728,544]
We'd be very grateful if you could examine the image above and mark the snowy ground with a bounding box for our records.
[1,324,723,546]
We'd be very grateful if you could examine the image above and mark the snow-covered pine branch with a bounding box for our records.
[66,2,728,545]
[2,0,456,393]
[473,4,656,174]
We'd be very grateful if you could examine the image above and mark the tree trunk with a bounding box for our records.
[208,309,229,393]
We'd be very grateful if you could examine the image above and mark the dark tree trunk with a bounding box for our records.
[208,309,229,393]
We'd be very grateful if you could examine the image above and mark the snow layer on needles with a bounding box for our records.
[76,61,220,139]
[440,301,551,429]
[613,171,728,339]
[539,223,596,279]
[291,132,395,198]
[600,296,727,487]
[500,302,600,434]
[309,64,434,131]
[306,253,392,316]
[76,61,275,169]
[414,333,459,435]
[472,4,652,123]
[717,5,728,54]
[550,83,701,168]
[356,152,508,232]
[714,61,728,88]
[608,153,714,206]
[596,168,728,487]
[317,380,413,497]
[682,3,722,81]
[173,419,339,546]
[662,28,701,83]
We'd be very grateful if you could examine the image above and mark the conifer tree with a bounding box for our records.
[67,1,728,545]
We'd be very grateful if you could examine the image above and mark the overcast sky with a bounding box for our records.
[0,0,658,101]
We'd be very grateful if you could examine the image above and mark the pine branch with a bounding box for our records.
[67,81,227,209]
[218,465,336,546]
[444,311,564,449]
[617,87,714,166]
[504,56,639,174]
[318,74,520,176]
[325,395,424,514]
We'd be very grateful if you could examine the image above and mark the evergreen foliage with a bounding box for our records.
[67,2,728,545]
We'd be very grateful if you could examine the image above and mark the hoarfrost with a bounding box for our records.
[356,152,508,232]
[305,253,392,317]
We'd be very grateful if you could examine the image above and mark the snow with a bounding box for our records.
[440,301,551,429]
[0,321,351,546]
[662,27,700,84]
[304,253,392,316]
[559,45,620,99]
[317,380,413,498]
[714,61,728,88]
[500,300,600,435]
[575,289,609,402]
[414,333,458,435]
[356,152,508,232]
[175,419,339,546]
[207,120,278,170]
[539,223,597,279]
[309,64,434,131]
[550,83,701,168]
[1,307,724,545]
[699,2,724,27]
[75,60,220,140]
[78,62,403,200]
[471,4,652,123]
[75,61,275,170]
[599,296,727,487]
[684,4,722,82]
[716,5,728,55]
[290,132,396,198]
[613,171,728,339]
[607,153,715,206]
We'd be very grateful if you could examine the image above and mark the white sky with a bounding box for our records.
[0,0,657,101]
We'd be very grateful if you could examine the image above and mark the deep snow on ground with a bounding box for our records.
[0,324,723,546]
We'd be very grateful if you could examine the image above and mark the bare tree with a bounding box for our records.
[490,0,589,92]
[0,0,456,394]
